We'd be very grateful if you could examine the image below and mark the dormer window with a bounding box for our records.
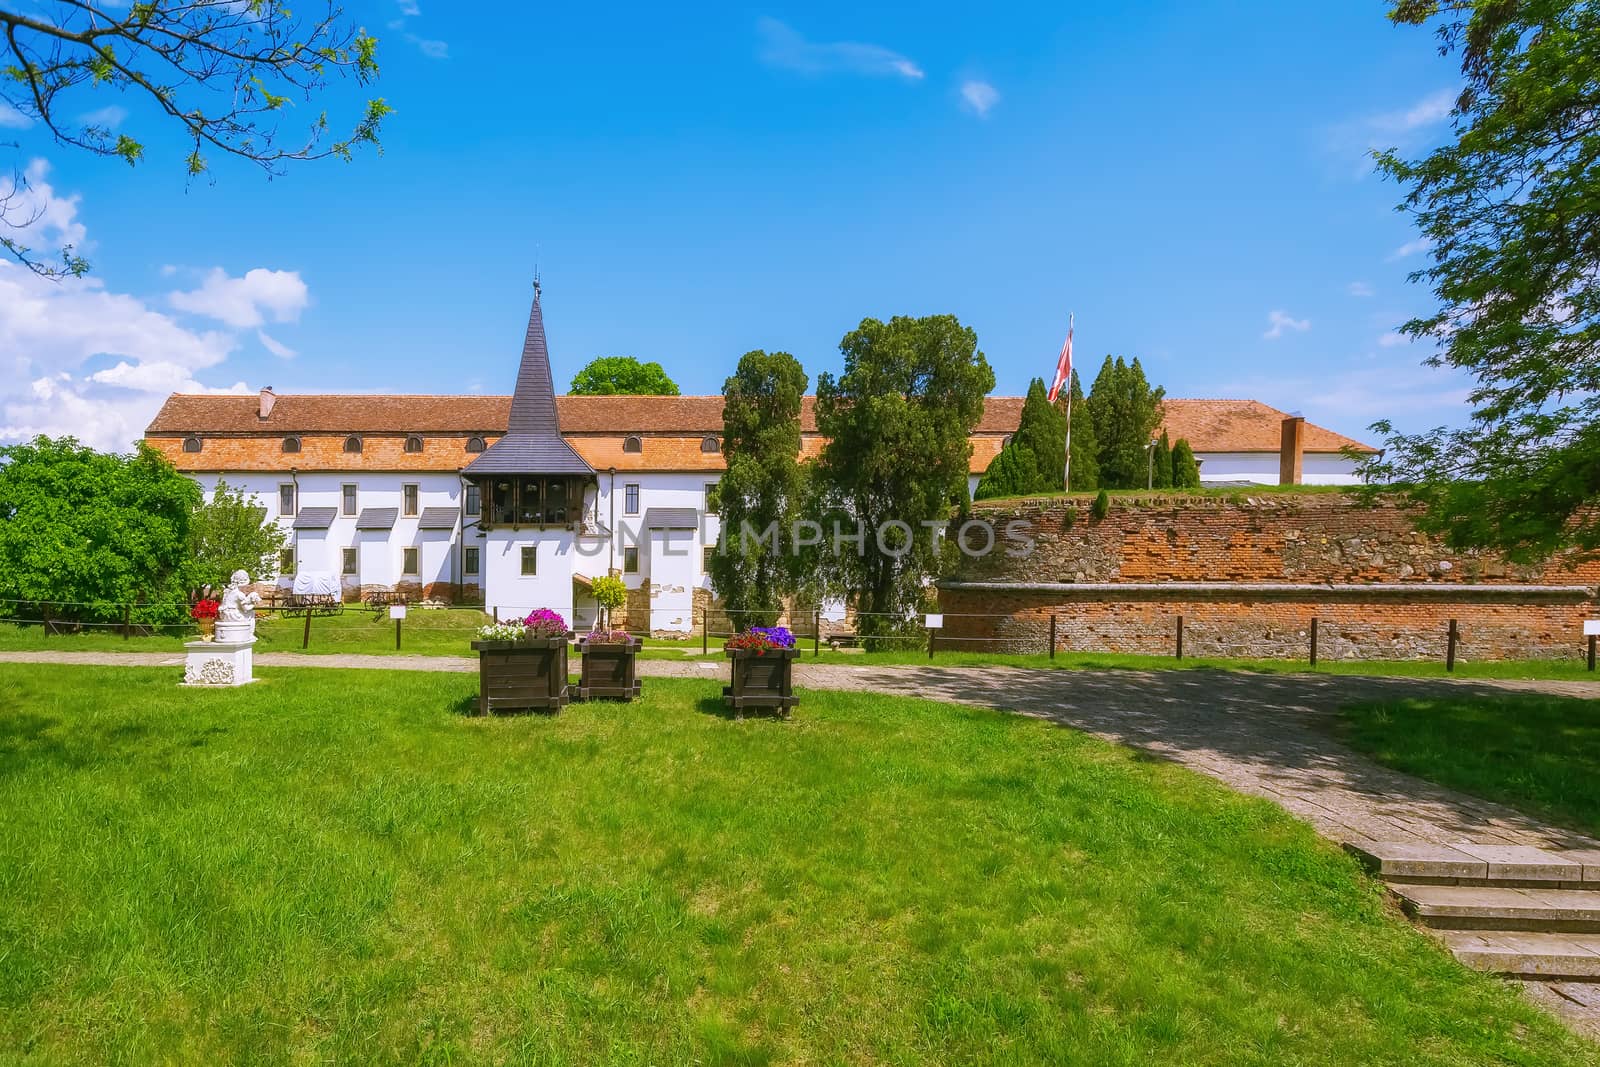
[404,434,424,453]
[182,436,202,453]
[622,435,642,454]
[701,436,720,453]
[465,436,486,453]
[281,436,302,453]
[343,435,363,454]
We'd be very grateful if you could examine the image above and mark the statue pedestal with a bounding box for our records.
[182,636,257,687]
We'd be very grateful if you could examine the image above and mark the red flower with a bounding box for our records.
[190,599,220,620]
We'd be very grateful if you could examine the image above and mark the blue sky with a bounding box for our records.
[0,2,1469,451]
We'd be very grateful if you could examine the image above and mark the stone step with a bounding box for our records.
[1439,930,1600,980]
[1347,840,1600,886]
[1396,884,1600,932]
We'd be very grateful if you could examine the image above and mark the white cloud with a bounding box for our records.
[169,267,309,328]
[257,330,297,360]
[0,163,301,451]
[1325,88,1457,177]
[1378,331,1408,347]
[960,79,999,117]
[406,34,449,59]
[1218,359,1472,430]
[0,262,245,450]
[396,0,421,15]
[1262,310,1310,340]
[0,102,32,129]
[1388,237,1432,261]
[1348,281,1374,297]
[757,17,924,80]
[1,158,88,255]
[78,105,127,130]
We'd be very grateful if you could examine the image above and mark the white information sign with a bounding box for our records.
[390,605,408,620]
[924,613,944,629]
[1584,619,1600,636]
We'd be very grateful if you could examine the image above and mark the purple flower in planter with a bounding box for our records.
[523,608,568,638]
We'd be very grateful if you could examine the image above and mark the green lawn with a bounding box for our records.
[0,665,1590,1063]
[1340,693,1600,839]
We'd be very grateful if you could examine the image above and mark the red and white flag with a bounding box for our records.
[1047,317,1073,403]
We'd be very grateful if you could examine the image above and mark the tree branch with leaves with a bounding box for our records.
[1,0,388,277]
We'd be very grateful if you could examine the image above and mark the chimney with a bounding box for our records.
[1279,413,1305,485]
[258,386,276,420]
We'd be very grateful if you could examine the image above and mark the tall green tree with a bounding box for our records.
[974,442,1040,500]
[1086,356,1165,488]
[1151,430,1173,489]
[1064,368,1099,491]
[975,378,1060,499]
[1370,0,1600,559]
[189,480,288,591]
[815,315,994,645]
[1,2,388,278]
[568,356,681,396]
[709,349,808,628]
[0,437,200,622]
[1171,438,1202,489]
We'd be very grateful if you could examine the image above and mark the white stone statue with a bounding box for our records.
[185,569,260,686]
[216,569,261,638]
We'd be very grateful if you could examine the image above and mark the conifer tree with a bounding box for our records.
[1064,369,1099,491]
[1171,438,1202,489]
[1086,356,1165,488]
[1151,430,1173,489]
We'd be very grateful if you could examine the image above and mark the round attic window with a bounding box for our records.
[701,436,720,453]
[343,435,363,454]
[622,435,642,454]
[182,436,202,453]
[281,436,301,453]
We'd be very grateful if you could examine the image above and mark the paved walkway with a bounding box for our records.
[5,648,1599,855]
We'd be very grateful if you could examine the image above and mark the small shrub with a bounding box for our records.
[1091,489,1111,520]
[591,574,627,628]
[1062,506,1078,529]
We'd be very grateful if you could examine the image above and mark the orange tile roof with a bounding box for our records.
[144,392,1373,476]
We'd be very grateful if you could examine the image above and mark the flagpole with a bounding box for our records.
[1063,312,1073,492]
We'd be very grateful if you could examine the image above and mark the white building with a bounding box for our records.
[144,286,1376,630]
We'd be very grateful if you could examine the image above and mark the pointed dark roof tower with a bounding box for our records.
[464,281,594,475]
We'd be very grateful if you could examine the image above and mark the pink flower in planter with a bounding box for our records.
[523,608,568,638]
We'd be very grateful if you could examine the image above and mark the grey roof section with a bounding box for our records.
[354,507,398,530]
[508,284,561,436]
[291,506,337,530]
[463,283,596,478]
[417,506,460,530]
[464,434,595,475]
[643,507,700,530]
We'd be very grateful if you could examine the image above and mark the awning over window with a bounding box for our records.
[417,506,460,530]
[291,507,337,530]
[355,507,398,530]
[643,507,699,530]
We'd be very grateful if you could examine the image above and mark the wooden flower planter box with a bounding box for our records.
[577,636,643,701]
[470,634,571,713]
[723,647,799,717]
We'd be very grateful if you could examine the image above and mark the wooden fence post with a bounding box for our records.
[813,609,821,657]
[1048,614,1057,660]
[928,625,936,660]
[1446,619,1459,672]
[1175,615,1184,661]
[302,611,312,650]
[395,613,402,651]
[702,608,709,655]
[1589,633,1596,673]
[1309,616,1318,668]
[122,602,131,641]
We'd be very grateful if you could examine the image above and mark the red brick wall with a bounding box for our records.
[938,495,1599,661]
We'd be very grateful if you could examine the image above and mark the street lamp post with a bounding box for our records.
[1146,438,1157,490]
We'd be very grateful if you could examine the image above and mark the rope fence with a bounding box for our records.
[0,597,1591,671]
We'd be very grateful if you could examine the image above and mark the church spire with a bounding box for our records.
[463,280,594,476]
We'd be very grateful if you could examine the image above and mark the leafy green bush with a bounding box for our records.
[590,574,627,628]
[1091,489,1111,520]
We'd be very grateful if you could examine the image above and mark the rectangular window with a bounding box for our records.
[278,483,296,517]
[278,548,295,575]
[465,483,480,517]
[341,483,357,516]
[622,546,639,574]
[702,545,714,572]
[402,547,419,576]
[463,546,480,575]
[402,483,419,517]
[521,545,537,576]
[705,482,718,513]
[341,548,357,575]
[624,483,640,515]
